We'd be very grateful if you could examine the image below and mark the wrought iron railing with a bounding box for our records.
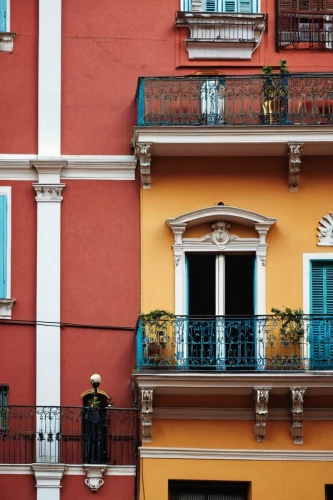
[276,11,333,50]
[136,315,333,370]
[0,406,139,465]
[137,74,333,126]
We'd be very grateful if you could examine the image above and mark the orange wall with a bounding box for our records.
[139,458,333,500]
[141,155,333,313]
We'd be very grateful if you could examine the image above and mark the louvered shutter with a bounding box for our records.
[205,0,218,11]
[325,0,333,10]
[239,0,252,12]
[311,262,333,368]
[0,196,7,298]
[223,0,237,12]
[0,0,6,32]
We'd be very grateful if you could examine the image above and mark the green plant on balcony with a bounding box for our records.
[261,60,289,124]
[141,310,175,364]
[270,307,304,369]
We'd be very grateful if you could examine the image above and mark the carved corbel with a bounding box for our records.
[254,388,270,443]
[291,387,306,445]
[136,143,153,189]
[141,388,154,442]
[288,143,304,192]
[84,465,106,492]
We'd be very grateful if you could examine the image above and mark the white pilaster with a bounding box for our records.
[33,464,66,500]
[38,0,62,155]
[31,161,66,409]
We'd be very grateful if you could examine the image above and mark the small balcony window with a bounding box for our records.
[276,0,333,50]
[181,0,260,13]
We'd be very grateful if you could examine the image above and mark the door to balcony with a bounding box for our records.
[310,261,333,369]
[186,253,255,369]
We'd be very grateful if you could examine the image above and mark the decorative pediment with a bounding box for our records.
[317,212,333,246]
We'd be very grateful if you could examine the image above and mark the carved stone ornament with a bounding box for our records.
[33,184,65,202]
[254,388,270,443]
[141,388,154,443]
[136,143,153,189]
[84,464,106,493]
[317,212,333,246]
[202,221,238,250]
[291,387,306,445]
[288,143,304,192]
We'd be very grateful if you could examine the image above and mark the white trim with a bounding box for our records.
[0,464,136,476]
[139,447,333,461]
[38,0,62,155]
[0,156,136,181]
[303,253,333,315]
[0,186,11,299]
[0,465,33,474]
[6,0,10,30]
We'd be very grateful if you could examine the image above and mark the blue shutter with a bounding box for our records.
[0,195,7,298]
[239,0,252,12]
[0,0,6,32]
[205,0,218,11]
[311,262,333,368]
[223,0,237,11]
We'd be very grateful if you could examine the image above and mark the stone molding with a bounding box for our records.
[84,464,106,492]
[0,32,15,52]
[139,447,333,461]
[254,388,270,443]
[32,463,66,489]
[0,465,136,476]
[0,156,136,181]
[0,298,15,319]
[291,387,306,445]
[288,142,304,192]
[135,143,152,189]
[33,184,65,203]
[141,388,154,443]
[317,212,333,246]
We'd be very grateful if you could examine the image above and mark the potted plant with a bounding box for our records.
[270,307,304,369]
[261,60,289,124]
[140,310,175,364]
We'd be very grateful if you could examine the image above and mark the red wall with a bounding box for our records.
[60,180,139,406]
[61,474,135,500]
[0,474,35,500]
[0,0,38,153]
[0,182,36,405]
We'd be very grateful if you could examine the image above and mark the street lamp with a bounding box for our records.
[90,373,101,396]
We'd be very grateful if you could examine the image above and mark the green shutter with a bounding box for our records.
[0,0,6,32]
[0,195,7,298]
[311,262,333,367]
[239,0,252,12]
[223,0,237,11]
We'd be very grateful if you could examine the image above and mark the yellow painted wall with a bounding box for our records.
[139,458,333,500]
[141,155,333,313]
[146,419,333,450]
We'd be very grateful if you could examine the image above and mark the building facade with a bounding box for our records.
[132,1,333,500]
[2,0,333,499]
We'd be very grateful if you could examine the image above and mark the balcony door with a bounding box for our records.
[310,261,333,368]
[186,253,256,368]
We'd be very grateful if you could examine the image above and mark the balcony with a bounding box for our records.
[276,11,333,51]
[0,406,139,465]
[135,314,333,371]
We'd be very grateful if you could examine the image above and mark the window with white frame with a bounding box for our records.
[0,1,15,53]
[181,0,260,13]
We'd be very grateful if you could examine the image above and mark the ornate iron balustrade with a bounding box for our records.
[0,406,139,465]
[136,314,333,370]
[276,11,333,51]
[137,74,333,126]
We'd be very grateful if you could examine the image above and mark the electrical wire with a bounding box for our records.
[0,318,135,331]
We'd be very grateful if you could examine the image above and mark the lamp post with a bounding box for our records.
[90,373,101,397]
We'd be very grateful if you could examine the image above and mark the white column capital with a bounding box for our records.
[30,160,67,184]
[32,463,66,489]
[33,184,65,203]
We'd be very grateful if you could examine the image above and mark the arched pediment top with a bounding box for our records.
[166,205,276,232]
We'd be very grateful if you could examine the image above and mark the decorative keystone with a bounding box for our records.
[141,388,154,442]
[288,143,304,192]
[291,387,306,445]
[254,388,270,443]
[84,464,106,493]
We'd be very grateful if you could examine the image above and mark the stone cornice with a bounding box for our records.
[0,464,136,476]
[0,155,136,180]
[139,447,333,461]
